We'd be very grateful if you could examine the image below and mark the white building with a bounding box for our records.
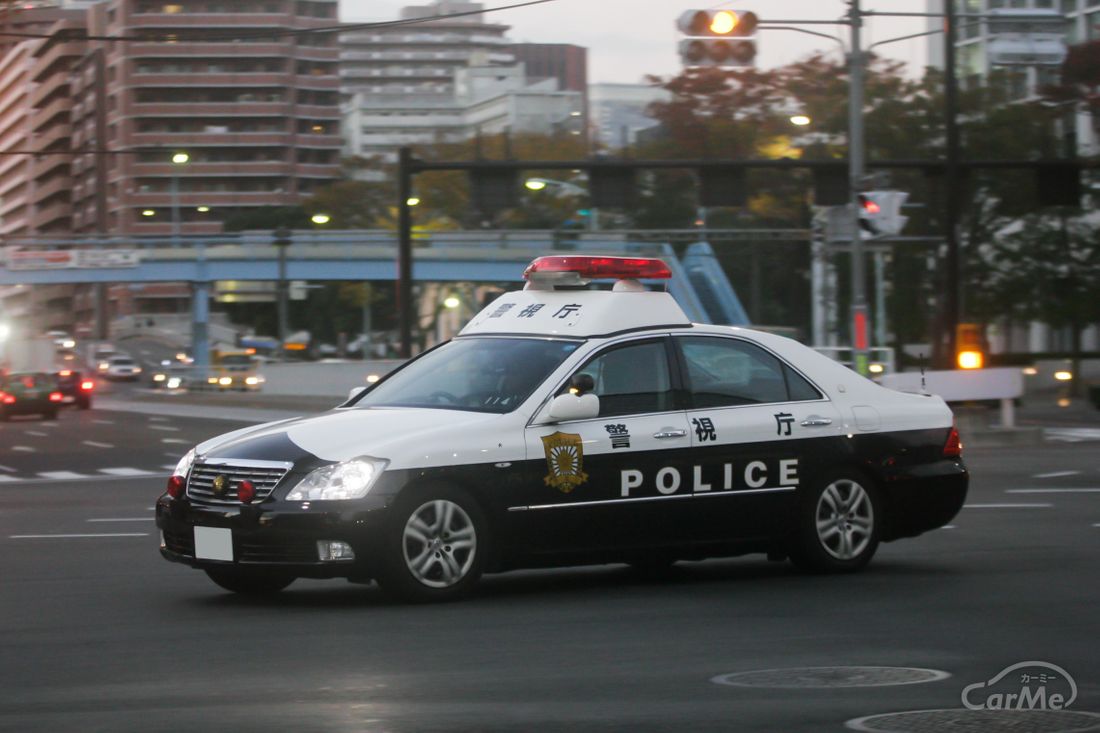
[587,83,670,151]
[341,1,583,169]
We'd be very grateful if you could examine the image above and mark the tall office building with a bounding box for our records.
[341,2,585,167]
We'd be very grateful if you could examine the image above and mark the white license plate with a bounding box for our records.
[194,526,233,561]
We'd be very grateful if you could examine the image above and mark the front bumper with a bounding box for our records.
[156,494,392,580]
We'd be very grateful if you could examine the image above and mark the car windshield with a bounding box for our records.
[353,337,581,414]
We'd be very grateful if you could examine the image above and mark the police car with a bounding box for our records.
[157,255,968,601]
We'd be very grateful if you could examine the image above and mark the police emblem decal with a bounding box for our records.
[541,431,589,493]
[212,475,228,495]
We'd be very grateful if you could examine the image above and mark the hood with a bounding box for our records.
[197,407,519,468]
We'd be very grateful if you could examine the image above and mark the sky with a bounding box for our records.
[340,0,936,84]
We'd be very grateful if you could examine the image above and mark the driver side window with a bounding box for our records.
[570,340,674,417]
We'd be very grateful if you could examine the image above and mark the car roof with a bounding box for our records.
[460,285,692,339]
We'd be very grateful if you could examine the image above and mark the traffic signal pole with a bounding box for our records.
[847,0,871,376]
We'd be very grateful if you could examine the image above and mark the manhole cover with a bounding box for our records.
[846,709,1100,733]
[711,666,950,689]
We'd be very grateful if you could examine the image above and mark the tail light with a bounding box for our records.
[166,475,185,499]
[0,392,13,404]
[943,426,962,458]
[80,380,94,391]
[48,392,63,402]
[59,370,72,377]
[238,480,256,504]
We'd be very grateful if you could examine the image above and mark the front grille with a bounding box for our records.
[187,459,291,506]
[238,539,319,564]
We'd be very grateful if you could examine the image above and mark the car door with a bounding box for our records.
[515,336,694,558]
[672,335,843,545]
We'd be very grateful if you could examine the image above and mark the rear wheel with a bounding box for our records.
[376,485,486,603]
[204,567,295,596]
[790,471,881,573]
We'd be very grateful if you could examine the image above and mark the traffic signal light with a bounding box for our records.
[677,9,758,68]
[956,323,985,370]
[857,190,909,239]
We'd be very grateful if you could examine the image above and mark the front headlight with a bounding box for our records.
[285,457,388,501]
[173,448,196,477]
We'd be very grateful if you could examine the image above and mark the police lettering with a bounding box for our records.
[620,458,799,497]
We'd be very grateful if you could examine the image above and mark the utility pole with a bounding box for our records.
[847,0,870,376]
[942,0,961,369]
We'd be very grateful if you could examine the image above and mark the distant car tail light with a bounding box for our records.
[238,480,256,504]
[48,392,63,402]
[0,392,13,404]
[166,475,186,499]
[80,380,94,391]
[943,426,962,458]
[59,370,72,377]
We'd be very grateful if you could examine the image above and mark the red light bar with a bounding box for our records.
[523,256,672,281]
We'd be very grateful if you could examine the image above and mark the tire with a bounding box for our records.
[375,485,487,603]
[790,470,881,573]
[204,567,295,596]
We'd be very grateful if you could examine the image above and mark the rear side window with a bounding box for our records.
[677,337,821,407]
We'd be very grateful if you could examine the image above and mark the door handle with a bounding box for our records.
[800,417,833,427]
[653,429,687,439]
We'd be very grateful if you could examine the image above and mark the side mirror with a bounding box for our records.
[546,392,599,422]
[347,386,366,402]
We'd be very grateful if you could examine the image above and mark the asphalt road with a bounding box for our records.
[0,403,1098,732]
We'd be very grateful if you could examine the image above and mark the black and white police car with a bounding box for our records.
[157,255,968,601]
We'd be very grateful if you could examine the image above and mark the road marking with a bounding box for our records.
[92,419,115,425]
[1045,427,1100,442]
[0,474,154,486]
[87,518,155,523]
[0,464,15,473]
[964,503,1054,509]
[1033,470,1081,479]
[161,438,190,444]
[1007,488,1100,494]
[161,464,179,471]
[942,525,956,529]
[149,416,168,422]
[83,441,114,449]
[150,425,180,432]
[10,533,149,539]
[25,430,48,437]
[37,471,89,480]
[99,467,155,477]
[0,475,20,483]
[12,446,35,453]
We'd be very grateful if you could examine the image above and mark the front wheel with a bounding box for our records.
[205,567,295,595]
[790,471,881,573]
[376,486,486,603]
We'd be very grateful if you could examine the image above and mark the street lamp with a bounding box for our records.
[310,213,331,225]
[789,114,812,126]
[524,177,597,230]
[406,197,421,207]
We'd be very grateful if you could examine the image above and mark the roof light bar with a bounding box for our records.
[523,256,672,284]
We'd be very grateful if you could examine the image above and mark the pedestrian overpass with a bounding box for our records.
[0,230,754,367]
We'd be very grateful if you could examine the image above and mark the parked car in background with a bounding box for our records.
[55,369,94,409]
[0,372,62,420]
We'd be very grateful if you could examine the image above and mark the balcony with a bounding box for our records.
[31,200,72,231]
[293,74,339,90]
[132,102,290,117]
[293,104,341,119]
[295,163,340,178]
[31,155,70,180]
[31,41,85,84]
[129,42,294,58]
[131,132,293,147]
[30,126,70,152]
[29,78,72,109]
[31,176,73,204]
[31,97,72,134]
[132,161,293,176]
[129,13,291,27]
[293,133,343,149]
[131,73,291,87]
